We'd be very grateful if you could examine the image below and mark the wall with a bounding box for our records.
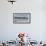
[0,0,46,41]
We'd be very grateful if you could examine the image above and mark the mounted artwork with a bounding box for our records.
[13,13,31,24]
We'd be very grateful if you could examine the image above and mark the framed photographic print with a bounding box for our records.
[13,13,31,24]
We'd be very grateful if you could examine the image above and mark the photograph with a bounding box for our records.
[0,0,46,46]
